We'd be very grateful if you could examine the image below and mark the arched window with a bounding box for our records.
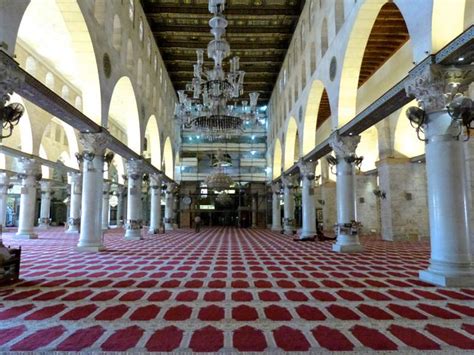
[25,57,37,75]
[112,15,122,50]
[310,42,317,73]
[126,39,133,68]
[61,85,70,100]
[139,18,144,42]
[129,0,134,21]
[45,72,55,89]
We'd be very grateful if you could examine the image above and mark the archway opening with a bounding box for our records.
[163,137,174,179]
[144,115,161,169]
[17,0,102,123]
[109,76,142,154]
[284,117,298,171]
[272,138,282,180]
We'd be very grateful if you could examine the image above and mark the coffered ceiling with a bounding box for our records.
[141,0,306,104]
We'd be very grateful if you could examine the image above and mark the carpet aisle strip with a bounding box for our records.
[0,227,473,352]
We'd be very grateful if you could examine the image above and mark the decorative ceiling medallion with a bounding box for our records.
[329,56,337,81]
[103,53,112,78]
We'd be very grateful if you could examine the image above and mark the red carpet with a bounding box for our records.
[0,227,473,352]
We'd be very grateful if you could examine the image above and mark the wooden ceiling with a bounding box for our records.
[141,0,306,105]
[358,3,410,87]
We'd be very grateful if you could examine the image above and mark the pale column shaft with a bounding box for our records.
[0,173,10,228]
[16,158,39,239]
[124,160,144,240]
[299,160,318,240]
[165,183,176,230]
[116,186,124,227]
[271,182,282,231]
[77,133,109,252]
[149,174,162,233]
[101,182,111,230]
[38,181,52,229]
[251,195,257,228]
[330,132,363,253]
[405,64,474,286]
[282,175,296,235]
[67,172,81,233]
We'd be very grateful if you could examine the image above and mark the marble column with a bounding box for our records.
[271,182,282,232]
[329,131,363,253]
[76,132,109,252]
[101,181,111,231]
[149,173,162,234]
[116,185,125,228]
[281,175,296,235]
[0,173,10,228]
[66,172,81,233]
[165,183,176,231]
[298,160,318,240]
[251,194,257,228]
[38,181,52,229]
[405,64,474,286]
[124,159,144,240]
[15,158,39,239]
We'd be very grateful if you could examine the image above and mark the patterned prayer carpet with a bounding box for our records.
[0,227,473,352]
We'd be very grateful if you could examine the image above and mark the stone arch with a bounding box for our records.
[58,119,80,169]
[17,0,102,123]
[321,18,328,57]
[94,0,106,25]
[163,137,174,179]
[302,80,331,155]
[273,138,282,180]
[145,74,150,97]
[25,56,37,75]
[108,76,142,154]
[283,117,299,171]
[337,0,415,127]
[74,96,82,110]
[144,115,161,169]
[39,144,50,179]
[112,15,122,50]
[112,155,125,184]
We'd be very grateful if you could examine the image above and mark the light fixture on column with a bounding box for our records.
[447,94,474,140]
[0,101,24,139]
[406,106,427,142]
[174,0,260,141]
[345,155,364,169]
[372,189,386,199]
[326,155,337,175]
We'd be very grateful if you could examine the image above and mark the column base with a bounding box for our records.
[124,229,143,240]
[101,226,109,231]
[165,223,174,231]
[148,227,159,234]
[298,230,316,240]
[332,243,364,253]
[294,235,316,242]
[15,232,38,239]
[76,245,106,252]
[419,269,474,287]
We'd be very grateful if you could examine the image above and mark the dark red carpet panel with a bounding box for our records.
[0,227,473,352]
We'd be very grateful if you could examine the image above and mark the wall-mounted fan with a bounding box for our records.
[1,102,24,139]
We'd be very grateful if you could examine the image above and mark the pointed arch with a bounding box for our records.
[273,138,282,180]
[144,115,161,168]
[109,76,142,154]
[284,117,299,171]
[163,137,174,179]
[302,80,326,155]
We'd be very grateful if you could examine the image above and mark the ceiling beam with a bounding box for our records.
[143,4,301,16]
[157,41,289,50]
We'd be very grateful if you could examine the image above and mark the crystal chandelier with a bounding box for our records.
[174,0,260,139]
[206,170,234,191]
[216,192,233,205]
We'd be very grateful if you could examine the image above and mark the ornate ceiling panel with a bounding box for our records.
[141,0,305,104]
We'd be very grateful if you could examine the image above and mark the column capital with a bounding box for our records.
[166,182,178,193]
[126,159,144,180]
[298,159,317,180]
[281,174,298,188]
[405,64,474,113]
[79,132,110,157]
[329,131,360,158]
[16,157,40,177]
[39,180,52,192]
[150,173,162,187]
[271,181,281,194]
[0,55,25,106]
[67,171,82,185]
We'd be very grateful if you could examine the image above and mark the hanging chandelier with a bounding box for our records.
[174,0,260,139]
[206,170,234,191]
